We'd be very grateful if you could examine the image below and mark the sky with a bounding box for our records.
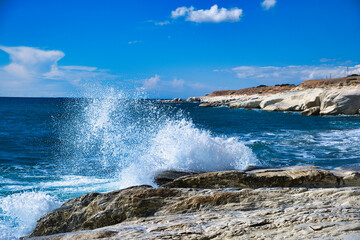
[0,0,360,98]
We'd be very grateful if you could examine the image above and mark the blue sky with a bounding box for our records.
[0,0,359,98]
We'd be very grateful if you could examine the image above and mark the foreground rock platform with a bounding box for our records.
[25,166,360,239]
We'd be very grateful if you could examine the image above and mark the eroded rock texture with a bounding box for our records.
[27,187,360,239]
[192,75,360,116]
[25,166,360,239]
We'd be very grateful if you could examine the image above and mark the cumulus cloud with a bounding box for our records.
[0,46,64,79]
[171,4,243,23]
[171,6,195,19]
[137,75,212,98]
[261,0,276,10]
[140,74,160,90]
[0,46,116,97]
[231,64,360,84]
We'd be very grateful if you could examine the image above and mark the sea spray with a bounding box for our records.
[59,88,175,177]
[59,87,259,188]
[0,191,60,239]
[118,119,259,188]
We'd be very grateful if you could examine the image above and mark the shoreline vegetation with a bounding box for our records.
[24,166,360,239]
[165,74,360,116]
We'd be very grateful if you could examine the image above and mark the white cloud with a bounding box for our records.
[0,46,64,79]
[171,6,195,19]
[154,20,170,26]
[171,78,185,88]
[137,75,212,98]
[171,5,243,23]
[0,46,117,97]
[231,64,360,84]
[261,0,276,10]
[128,40,142,45]
[140,74,160,90]
[60,65,98,71]
[319,58,338,63]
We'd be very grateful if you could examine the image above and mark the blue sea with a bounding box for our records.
[1,92,360,239]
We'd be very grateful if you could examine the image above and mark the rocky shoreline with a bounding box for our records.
[168,75,360,116]
[24,166,360,239]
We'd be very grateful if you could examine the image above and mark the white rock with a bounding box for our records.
[197,86,360,115]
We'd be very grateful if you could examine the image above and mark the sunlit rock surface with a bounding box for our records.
[193,76,360,116]
[25,166,360,240]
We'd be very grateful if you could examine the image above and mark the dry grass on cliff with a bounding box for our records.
[206,75,360,97]
[298,75,360,89]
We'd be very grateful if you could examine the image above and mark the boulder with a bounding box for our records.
[302,106,320,116]
[28,186,181,237]
[228,98,262,109]
[199,102,222,107]
[154,170,199,186]
[185,97,201,102]
[320,88,360,115]
[163,166,360,188]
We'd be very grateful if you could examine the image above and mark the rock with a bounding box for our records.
[154,170,199,186]
[190,76,360,115]
[244,165,271,171]
[172,98,184,103]
[199,102,222,107]
[320,88,360,115]
[185,97,201,102]
[161,98,184,103]
[25,166,360,239]
[228,98,262,109]
[302,106,320,116]
[163,165,360,189]
[26,186,360,240]
[27,185,181,237]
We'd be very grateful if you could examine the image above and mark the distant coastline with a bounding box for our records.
[168,74,360,116]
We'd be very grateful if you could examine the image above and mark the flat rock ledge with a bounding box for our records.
[25,166,360,240]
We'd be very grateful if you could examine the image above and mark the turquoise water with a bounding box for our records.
[0,95,360,239]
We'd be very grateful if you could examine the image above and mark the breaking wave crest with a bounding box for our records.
[0,192,60,239]
[61,88,259,188]
[118,119,258,188]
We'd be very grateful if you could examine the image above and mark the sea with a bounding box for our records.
[1,90,360,239]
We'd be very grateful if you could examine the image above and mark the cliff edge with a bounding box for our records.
[192,75,360,116]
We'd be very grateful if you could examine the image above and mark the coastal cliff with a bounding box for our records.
[24,166,360,239]
[191,75,360,116]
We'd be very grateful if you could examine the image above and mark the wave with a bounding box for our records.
[59,88,259,188]
[0,191,60,239]
[118,119,259,188]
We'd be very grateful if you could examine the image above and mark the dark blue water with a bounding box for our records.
[0,97,360,238]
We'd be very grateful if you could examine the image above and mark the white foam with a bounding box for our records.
[118,119,259,188]
[0,191,60,238]
[59,88,259,189]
